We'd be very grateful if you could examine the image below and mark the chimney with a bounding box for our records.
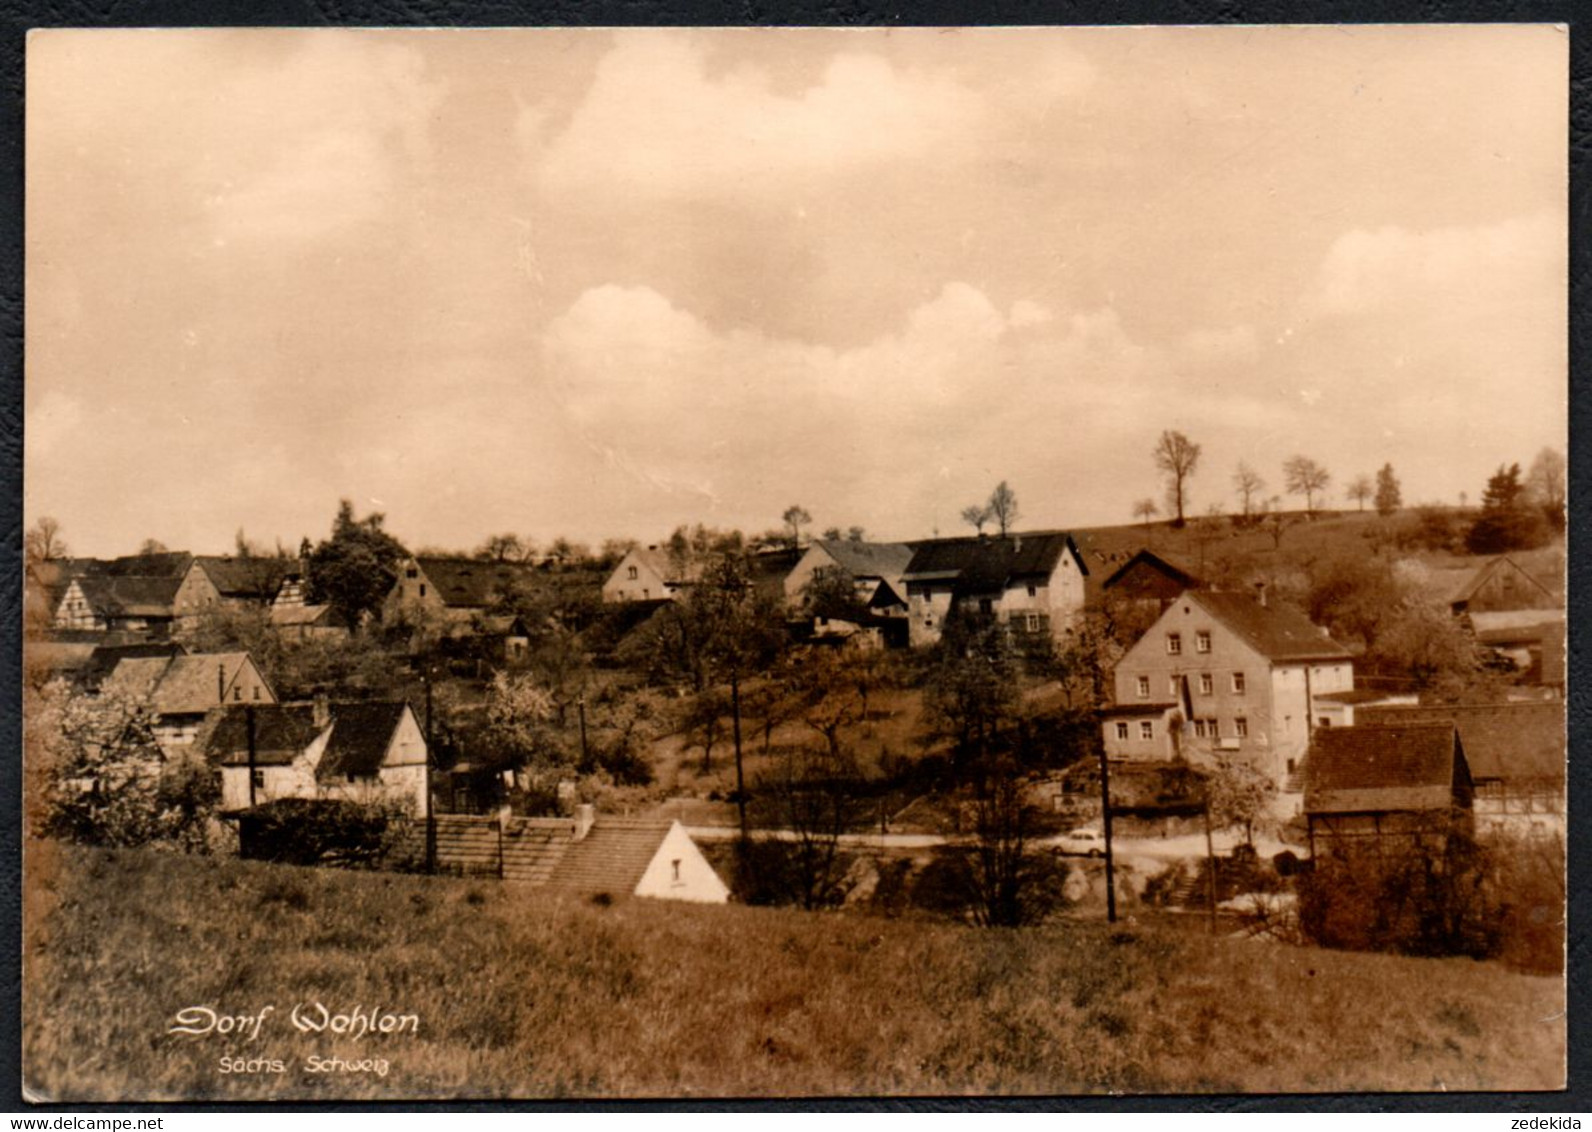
[312,690,330,730]
[573,802,595,842]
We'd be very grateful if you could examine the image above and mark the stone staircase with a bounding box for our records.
[407,814,574,884]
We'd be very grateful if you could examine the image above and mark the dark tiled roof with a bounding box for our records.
[1466,608,1564,645]
[1356,702,1564,786]
[1190,591,1353,661]
[544,818,674,896]
[76,575,184,618]
[316,702,415,780]
[102,652,260,715]
[92,553,196,579]
[195,556,300,600]
[1304,724,1469,814]
[1100,549,1203,593]
[812,539,916,581]
[903,532,1079,593]
[414,557,542,609]
[207,705,323,766]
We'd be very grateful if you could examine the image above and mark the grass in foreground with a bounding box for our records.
[22,841,1564,1100]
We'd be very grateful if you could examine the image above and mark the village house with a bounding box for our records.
[1100,589,1354,804]
[100,651,276,752]
[207,697,428,814]
[901,531,1088,647]
[783,538,915,646]
[1303,723,1474,858]
[1096,548,1203,613]
[601,545,699,604]
[384,555,541,624]
[1355,701,1564,838]
[1420,554,1558,616]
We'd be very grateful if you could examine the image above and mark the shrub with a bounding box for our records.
[237,797,408,868]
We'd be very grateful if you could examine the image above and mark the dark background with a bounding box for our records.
[0,0,1583,1114]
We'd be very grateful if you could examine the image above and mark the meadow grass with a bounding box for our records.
[22,840,1564,1101]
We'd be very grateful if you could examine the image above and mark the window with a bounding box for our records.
[642,589,650,599]
[1231,672,1246,694]
[233,686,242,701]
[671,859,682,884]
[1166,633,1182,655]
[1286,758,1296,775]
[1139,721,1154,741]
[1115,722,1129,741]
[1235,717,1248,738]
[1022,612,1040,632]
[1027,584,1037,598]
[1318,717,1332,728]
[419,583,427,597]
[252,686,261,701]
[1198,673,1213,695]
[347,773,356,783]
[627,565,638,580]
[251,769,265,789]
[1136,676,1150,698]
[1196,630,1211,654]
[406,566,418,579]
[1192,719,1208,738]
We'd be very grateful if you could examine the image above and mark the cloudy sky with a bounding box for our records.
[26,26,1566,556]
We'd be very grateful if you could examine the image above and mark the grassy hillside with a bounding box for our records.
[23,842,1564,1100]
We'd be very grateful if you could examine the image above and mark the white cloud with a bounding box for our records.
[537,32,983,201]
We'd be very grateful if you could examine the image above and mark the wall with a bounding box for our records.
[602,551,671,604]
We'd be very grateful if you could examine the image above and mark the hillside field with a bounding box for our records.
[22,842,1564,1100]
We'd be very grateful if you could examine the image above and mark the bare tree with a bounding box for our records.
[1132,498,1158,531]
[23,517,68,565]
[846,525,866,542]
[961,503,993,534]
[138,538,170,557]
[1154,430,1202,528]
[476,533,535,562]
[1232,462,1266,520]
[987,481,1020,536]
[1528,447,1567,531]
[1283,455,1332,518]
[1346,475,1374,512]
[782,505,813,550]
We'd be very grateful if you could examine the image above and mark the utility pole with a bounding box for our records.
[1098,743,1117,924]
[731,669,747,841]
[424,669,436,875]
[245,703,258,810]
[1203,797,1218,935]
[577,696,589,768]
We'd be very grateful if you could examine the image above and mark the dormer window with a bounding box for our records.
[1195,631,1211,654]
[1166,633,1182,655]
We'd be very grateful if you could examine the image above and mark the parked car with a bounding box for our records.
[1057,827,1106,857]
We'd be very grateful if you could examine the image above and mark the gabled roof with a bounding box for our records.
[1424,556,1556,608]
[1100,548,1203,593]
[92,552,195,579]
[903,532,1080,593]
[1186,590,1353,662]
[269,602,343,628]
[811,539,915,581]
[622,546,706,587]
[80,641,188,689]
[544,817,676,895]
[412,557,542,609]
[73,575,184,618]
[316,702,415,780]
[102,652,260,715]
[1304,724,1470,815]
[1355,701,1564,786]
[194,556,300,600]
[207,704,323,766]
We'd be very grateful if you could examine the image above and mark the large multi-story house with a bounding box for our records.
[45,553,302,637]
[1100,589,1354,804]
[901,532,1089,647]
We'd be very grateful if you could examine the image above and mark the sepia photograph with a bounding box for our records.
[19,24,1567,1100]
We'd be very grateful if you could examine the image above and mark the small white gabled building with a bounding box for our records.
[601,546,699,604]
